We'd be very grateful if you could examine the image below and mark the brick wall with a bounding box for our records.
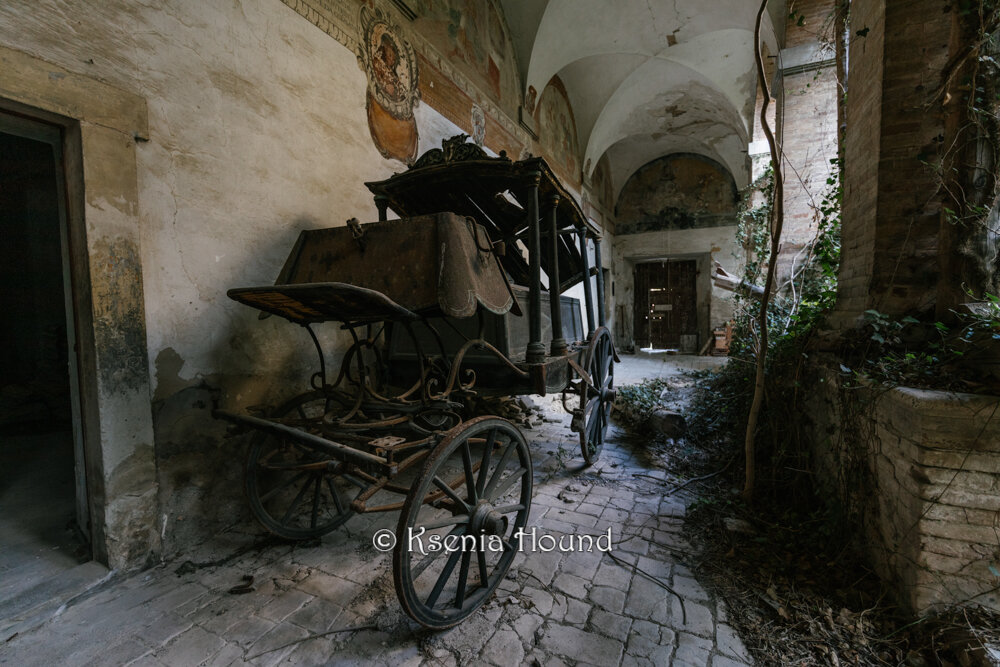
[875,388,1000,612]
[778,65,839,286]
[785,0,839,49]
[805,0,1000,617]
[807,364,1000,613]
[775,0,840,290]
[832,0,884,326]
[870,1,950,316]
[834,0,953,325]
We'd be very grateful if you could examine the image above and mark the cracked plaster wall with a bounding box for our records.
[0,0,598,562]
[611,155,739,352]
[0,0,446,561]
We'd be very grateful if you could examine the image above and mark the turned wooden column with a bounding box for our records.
[548,195,568,356]
[579,227,596,337]
[594,236,606,328]
[526,173,545,363]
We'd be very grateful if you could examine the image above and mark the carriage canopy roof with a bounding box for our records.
[365,135,602,293]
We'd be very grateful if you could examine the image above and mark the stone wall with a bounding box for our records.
[612,227,738,353]
[0,0,586,566]
[808,364,1000,613]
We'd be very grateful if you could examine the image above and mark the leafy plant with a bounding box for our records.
[688,157,844,505]
[614,377,674,425]
[856,296,1000,390]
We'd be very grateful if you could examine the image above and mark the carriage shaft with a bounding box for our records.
[214,409,395,474]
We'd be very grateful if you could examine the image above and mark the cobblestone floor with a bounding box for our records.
[0,354,745,666]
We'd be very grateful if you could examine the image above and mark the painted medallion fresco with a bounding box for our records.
[358,6,419,162]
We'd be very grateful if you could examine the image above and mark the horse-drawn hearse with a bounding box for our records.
[214,136,617,627]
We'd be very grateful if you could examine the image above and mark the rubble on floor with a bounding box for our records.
[0,358,750,666]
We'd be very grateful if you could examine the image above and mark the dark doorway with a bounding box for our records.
[0,114,90,607]
[633,260,698,350]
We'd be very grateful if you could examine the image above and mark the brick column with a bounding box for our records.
[833,0,952,326]
[776,0,840,288]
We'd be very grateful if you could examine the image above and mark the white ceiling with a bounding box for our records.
[500,0,785,198]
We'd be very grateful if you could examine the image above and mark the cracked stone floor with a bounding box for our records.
[0,353,742,666]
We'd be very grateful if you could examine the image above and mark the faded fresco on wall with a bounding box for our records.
[590,155,614,215]
[411,0,520,117]
[358,6,419,162]
[524,85,537,114]
[534,76,581,188]
[281,0,528,161]
[616,154,738,235]
[581,155,615,233]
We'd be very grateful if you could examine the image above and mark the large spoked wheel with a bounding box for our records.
[245,391,359,539]
[394,416,532,628]
[579,327,615,466]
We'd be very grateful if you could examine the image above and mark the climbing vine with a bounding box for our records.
[688,157,845,508]
[726,161,842,361]
[679,3,1000,662]
[729,168,775,358]
[935,0,1000,303]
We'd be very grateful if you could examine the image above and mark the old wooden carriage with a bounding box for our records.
[215,136,617,627]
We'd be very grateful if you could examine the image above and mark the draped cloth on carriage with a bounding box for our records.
[226,212,521,324]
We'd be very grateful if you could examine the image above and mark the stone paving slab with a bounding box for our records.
[0,355,747,666]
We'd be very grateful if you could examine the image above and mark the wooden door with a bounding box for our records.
[633,260,697,349]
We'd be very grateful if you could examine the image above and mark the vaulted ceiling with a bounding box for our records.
[500,0,785,198]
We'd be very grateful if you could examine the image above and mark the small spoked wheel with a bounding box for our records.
[245,391,359,539]
[393,416,532,628]
[579,327,615,466]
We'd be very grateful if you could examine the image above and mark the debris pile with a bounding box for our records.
[613,375,690,430]
[468,395,547,429]
[618,368,1000,666]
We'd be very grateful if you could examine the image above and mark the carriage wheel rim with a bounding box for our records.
[393,416,532,628]
[245,390,357,540]
[579,328,615,466]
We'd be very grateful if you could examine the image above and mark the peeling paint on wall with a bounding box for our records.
[90,236,148,393]
[616,153,738,234]
[0,0,582,564]
[104,443,161,569]
[534,76,581,189]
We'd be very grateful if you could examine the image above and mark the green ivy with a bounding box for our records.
[687,158,844,502]
[854,294,1000,390]
[614,377,674,425]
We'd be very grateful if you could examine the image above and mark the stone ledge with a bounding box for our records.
[806,362,1000,614]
